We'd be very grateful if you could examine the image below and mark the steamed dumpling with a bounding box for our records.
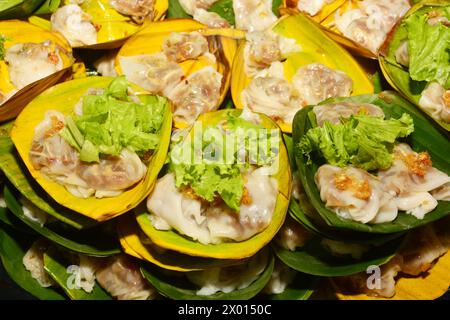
[315,164,397,224]
[51,4,98,47]
[119,53,184,96]
[178,0,218,15]
[5,41,63,90]
[109,0,154,23]
[233,0,277,32]
[168,66,222,124]
[193,9,230,28]
[298,0,333,16]
[313,102,384,126]
[93,51,118,77]
[162,32,209,63]
[292,63,353,106]
[275,215,311,251]
[395,41,409,67]
[419,82,450,124]
[263,260,297,295]
[22,240,55,288]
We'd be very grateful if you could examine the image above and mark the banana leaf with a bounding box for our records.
[0,222,65,300]
[43,247,112,300]
[117,216,242,272]
[272,235,404,277]
[4,184,122,257]
[140,253,275,300]
[0,0,45,19]
[0,20,73,122]
[231,13,374,133]
[0,135,96,229]
[136,109,291,260]
[11,77,172,221]
[379,1,450,131]
[34,0,61,15]
[292,91,450,234]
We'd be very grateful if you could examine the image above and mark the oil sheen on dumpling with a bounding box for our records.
[109,0,154,23]
[298,0,333,16]
[233,0,277,32]
[119,53,184,96]
[315,164,397,224]
[5,41,63,90]
[51,4,98,47]
[147,167,278,245]
[313,102,384,126]
[419,82,450,124]
[334,0,410,54]
[162,32,209,63]
[244,31,300,76]
[96,255,156,300]
[186,251,268,295]
[292,63,353,106]
[168,66,222,124]
[29,111,147,199]
[378,143,450,219]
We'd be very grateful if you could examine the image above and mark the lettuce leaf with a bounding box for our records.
[405,10,450,88]
[60,76,167,162]
[298,113,414,171]
[169,113,278,211]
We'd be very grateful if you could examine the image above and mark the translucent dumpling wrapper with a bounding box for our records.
[233,0,278,32]
[312,101,384,126]
[22,240,55,288]
[193,9,231,28]
[0,20,73,122]
[179,0,219,15]
[418,82,450,124]
[109,0,155,23]
[11,77,172,221]
[116,19,237,128]
[231,14,374,133]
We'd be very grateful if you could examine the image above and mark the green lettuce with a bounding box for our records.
[60,76,167,162]
[298,113,414,171]
[169,113,278,211]
[405,9,450,88]
[0,35,7,60]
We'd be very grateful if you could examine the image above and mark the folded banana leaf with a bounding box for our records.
[135,109,291,260]
[0,20,73,122]
[29,0,168,49]
[117,216,242,272]
[0,222,65,300]
[231,13,374,133]
[4,184,121,257]
[273,235,404,277]
[11,77,172,221]
[34,0,61,15]
[43,247,112,300]
[115,18,237,128]
[0,0,45,19]
[292,91,450,234]
[379,0,450,131]
[140,251,275,300]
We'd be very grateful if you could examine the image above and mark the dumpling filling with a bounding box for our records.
[5,41,63,90]
[162,32,210,63]
[51,4,98,47]
[334,0,410,54]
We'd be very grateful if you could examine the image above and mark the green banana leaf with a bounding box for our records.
[0,222,65,300]
[168,0,282,24]
[0,135,96,230]
[292,91,450,234]
[140,254,275,300]
[33,0,61,15]
[4,184,122,257]
[43,248,112,300]
[272,235,404,277]
[0,0,45,19]
[379,2,450,131]
[266,271,317,300]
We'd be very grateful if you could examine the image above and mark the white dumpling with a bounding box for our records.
[292,63,353,106]
[312,101,384,126]
[419,82,450,124]
[431,183,450,201]
[178,0,218,15]
[5,41,63,90]
[96,255,156,300]
[162,32,209,63]
[233,0,277,32]
[315,164,397,224]
[263,260,296,295]
[168,66,222,124]
[395,41,409,67]
[275,215,311,251]
[109,0,154,23]
[187,251,268,296]
[23,240,55,288]
[297,0,333,16]
[21,197,49,226]
[93,51,118,77]
[51,4,97,47]
[119,53,184,96]
[193,9,230,28]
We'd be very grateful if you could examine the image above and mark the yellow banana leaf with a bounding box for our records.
[11,76,172,221]
[231,13,374,133]
[0,20,73,122]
